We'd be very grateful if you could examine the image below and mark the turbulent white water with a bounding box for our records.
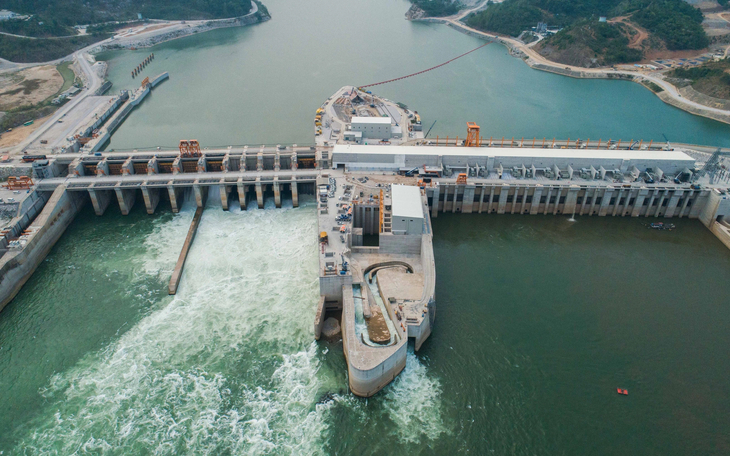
[9,195,446,455]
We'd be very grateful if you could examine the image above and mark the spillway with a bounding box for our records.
[0,195,446,453]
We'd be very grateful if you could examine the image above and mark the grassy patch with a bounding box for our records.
[642,81,664,93]
[56,62,76,94]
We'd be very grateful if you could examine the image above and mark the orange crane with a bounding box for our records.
[3,176,33,190]
[179,139,202,157]
[465,122,481,147]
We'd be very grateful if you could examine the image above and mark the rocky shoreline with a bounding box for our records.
[89,11,271,54]
[420,16,730,126]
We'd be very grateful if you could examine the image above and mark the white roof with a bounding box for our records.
[391,185,424,219]
[333,144,694,162]
[351,116,392,125]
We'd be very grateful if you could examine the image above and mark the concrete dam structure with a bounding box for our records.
[3,139,730,396]
[3,82,730,395]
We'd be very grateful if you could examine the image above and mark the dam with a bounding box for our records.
[3,138,730,396]
[2,84,730,397]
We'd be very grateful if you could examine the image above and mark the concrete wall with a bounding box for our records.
[428,183,708,219]
[378,233,422,255]
[0,187,87,311]
[341,285,407,397]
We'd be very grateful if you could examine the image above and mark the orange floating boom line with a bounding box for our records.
[359,42,491,89]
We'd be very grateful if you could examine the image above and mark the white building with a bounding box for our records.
[351,117,392,140]
[0,10,18,20]
[391,185,424,236]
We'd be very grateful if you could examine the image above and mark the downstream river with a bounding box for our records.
[1,0,730,454]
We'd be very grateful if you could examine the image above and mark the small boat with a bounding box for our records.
[648,222,675,230]
[617,388,628,395]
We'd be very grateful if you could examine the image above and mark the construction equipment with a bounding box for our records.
[3,176,33,190]
[692,148,730,184]
[141,76,150,88]
[456,173,468,185]
[179,139,202,157]
[319,231,329,244]
[465,122,481,147]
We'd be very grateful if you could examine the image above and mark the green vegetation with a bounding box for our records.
[0,0,263,62]
[669,58,730,100]
[642,81,664,93]
[0,19,75,38]
[56,62,76,94]
[466,0,708,55]
[544,21,643,65]
[2,0,254,30]
[0,34,103,63]
[410,0,460,17]
[631,0,707,50]
[466,0,624,37]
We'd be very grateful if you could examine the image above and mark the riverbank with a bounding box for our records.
[88,7,271,54]
[0,1,270,69]
[414,14,730,126]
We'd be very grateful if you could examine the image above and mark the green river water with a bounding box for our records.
[1,0,730,454]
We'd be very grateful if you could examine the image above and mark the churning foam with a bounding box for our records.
[14,202,331,455]
[12,197,448,454]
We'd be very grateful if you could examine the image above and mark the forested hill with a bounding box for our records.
[466,0,709,66]
[0,0,254,37]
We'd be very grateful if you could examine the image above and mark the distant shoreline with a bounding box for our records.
[415,15,730,126]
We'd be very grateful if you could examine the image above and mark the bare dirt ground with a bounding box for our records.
[0,66,63,111]
[609,17,649,49]
[0,114,53,150]
[642,47,711,62]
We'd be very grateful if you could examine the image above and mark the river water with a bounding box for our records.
[97,0,730,149]
[1,0,730,454]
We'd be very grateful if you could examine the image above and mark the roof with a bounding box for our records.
[333,144,694,162]
[351,117,392,125]
[344,131,362,137]
[391,185,424,219]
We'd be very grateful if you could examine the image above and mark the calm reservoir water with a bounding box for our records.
[97,0,730,149]
[1,0,730,453]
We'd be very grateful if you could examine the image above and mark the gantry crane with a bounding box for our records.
[465,122,481,147]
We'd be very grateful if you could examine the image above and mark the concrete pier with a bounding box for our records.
[141,186,160,214]
[168,186,184,213]
[169,206,204,295]
[255,179,264,209]
[237,180,247,210]
[194,183,208,208]
[115,186,136,215]
[88,186,112,215]
[220,185,232,210]
[274,178,281,208]
[291,178,299,207]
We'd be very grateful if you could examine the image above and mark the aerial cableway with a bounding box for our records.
[359,42,491,89]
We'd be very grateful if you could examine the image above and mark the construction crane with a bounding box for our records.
[692,148,730,184]
[3,176,33,190]
[465,122,481,147]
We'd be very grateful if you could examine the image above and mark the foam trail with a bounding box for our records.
[13,202,331,455]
